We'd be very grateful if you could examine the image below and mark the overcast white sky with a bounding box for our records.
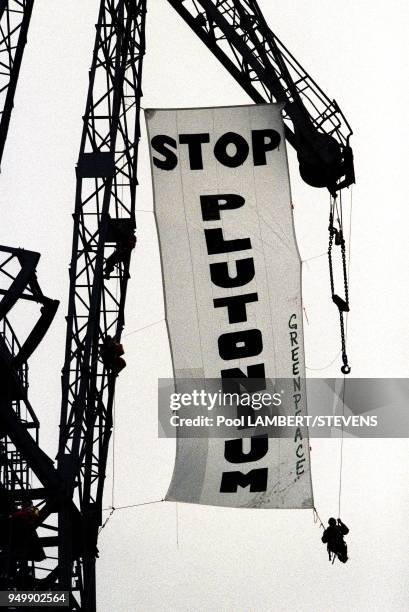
[0,1,408,610]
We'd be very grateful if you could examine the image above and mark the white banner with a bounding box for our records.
[146,104,313,508]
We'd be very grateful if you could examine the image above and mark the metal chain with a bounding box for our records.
[328,198,351,374]
[328,208,335,296]
[340,232,349,307]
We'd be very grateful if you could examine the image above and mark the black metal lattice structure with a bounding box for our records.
[0,0,354,609]
[0,0,34,166]
[168,0,354,192]
[57,2,147,608]
[0,247,60,591]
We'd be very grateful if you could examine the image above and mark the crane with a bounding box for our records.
[0,246,60,590]
[168,0,354,194]
[0,1,354,609]
[57,2,147,607]
[0,0,66,598]
[0,0,34,167]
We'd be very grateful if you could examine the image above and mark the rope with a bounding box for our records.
[99,508,115,534]
[345,186,353,343]
[302,251,328,264]
[313,506,325,530]
[314,187,354,525]
[111,397,116,508]
[306,350,341,372]
[337,186,353,518]
[338,380,346,518]
[123,318,164,338]
[99,499,165,534]
[176,502,179,548]
[110,273,120,509]
[104,499,165,512]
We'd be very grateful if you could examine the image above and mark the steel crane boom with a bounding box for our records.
[167,0,354,194]
[57,1,147,608]
[0,0,35,166]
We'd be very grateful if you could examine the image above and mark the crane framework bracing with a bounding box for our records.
[0,1,354,609]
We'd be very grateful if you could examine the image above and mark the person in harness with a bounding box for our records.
[100,335,126,376]
[11,500,40,524]
[104,227,136,280]
[321,517,349,563]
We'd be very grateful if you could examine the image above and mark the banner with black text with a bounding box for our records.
[146,104,313,508]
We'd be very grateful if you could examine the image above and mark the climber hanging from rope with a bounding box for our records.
[321,517,349,563]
